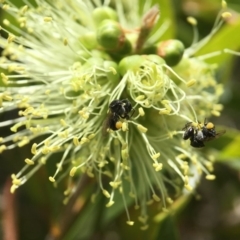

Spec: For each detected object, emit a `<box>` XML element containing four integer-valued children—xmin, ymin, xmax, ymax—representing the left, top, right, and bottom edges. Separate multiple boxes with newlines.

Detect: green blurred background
<box><xmin>1</xmin><ymin>0</ymin><xmax>240</xmax><ymax>239</ymax></box>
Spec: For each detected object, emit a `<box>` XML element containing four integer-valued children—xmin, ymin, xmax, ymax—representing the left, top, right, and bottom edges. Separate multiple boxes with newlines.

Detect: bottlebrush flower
<box><xmin>0</xmin><ymin>0</ymin><xmax>231</xmax><ymax>228</ymax></box>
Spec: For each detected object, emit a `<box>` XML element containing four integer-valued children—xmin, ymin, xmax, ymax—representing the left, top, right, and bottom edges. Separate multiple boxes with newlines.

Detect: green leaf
<box><xmin>138</xmin><ymin>0</ymin><xmax>176</xmax><ymax>43</ymax></box>
<box><xmin>62</xmin><ymin>193</ymin><xmax>104</xmax><ymax>240</ymax></box>
<box><xmin>195</xmin><ymin>16</ymin><xmax>240</xmax><ymax>65</ymax></box>
<box><xmin>210</xmin><ymin>127</ymin><xmax>240</xmax><ymax>170</ymax></box>
<box><xmin>218</xmin><ymin>131</ymin><xmax>240</xmax><ymax>162</ymax></box>
<box><xmin>152</xmin><ymin>0</ymin><xmax>176</xmax><ymax>40</ymax></box>
<box><xmin>155</xmin><ymin>215</ymin><xmax>179</xmax><ymax>240</ymax></box>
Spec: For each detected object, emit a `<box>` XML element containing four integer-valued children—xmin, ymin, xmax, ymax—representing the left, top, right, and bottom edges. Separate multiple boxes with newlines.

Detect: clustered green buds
<box><xmin>157</xmin><ymin>40</ymin><xmax>185</xmax><ymax>66</ymax></box>
<box><xmin>97</xmin><ymin>19</ymin><xmax>125</xmax><ymax>49</ymax></box>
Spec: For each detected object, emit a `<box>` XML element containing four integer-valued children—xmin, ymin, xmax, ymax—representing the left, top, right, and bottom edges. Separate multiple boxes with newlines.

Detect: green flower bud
<box><xmin>97</xmin><ymin>19</ymin><xmax>124</xmax><ymax>50</ymax></box>
<box><xmin>79</xmin><ymin>32</ymin><xmax>98</xmax><ymax>50</ymax></box>
<box><xmin>118</xmin><ymin>55</ymin><xmax>145</xmax><ymax>75</ymax></box>
<box><xmin>81</xmin><ymin>57</ymin><xmax>104</xmax><ymax>70</ymax></box>
<box><xmin>141</xmin><ymin>45</ymin><xmax>158</xmax><ymax>54</ymax></box>
<box><xmin>76</xmin><ymin>50</ymin><xmax>91</xmax><ymax>63</ymax></box>
<box><xmin>144</xmin><ymin>54</ymin><xmax>165</xmax><ymax>65</ymax></box>
<box><xmin>103</xmin><ymin>60</ymin><xmax>120</xmax><ymax>82</ymax></box>
<box><xmin>92</xmin><ymin>6</ymin><xmax>118</xmax><ymax>26</ymax></box>
<box><xmin>109</xmin><ymin>38</ymin><xmax>132</xmax><ymax>61</ymax></box>
<box><xmin>157</xmin><ymin>39</ymin><xmax>185</xmax><ymax>66</ymax></box>
<box><xmin>91</xmin><ymin>50</ymin><xmax>111</xmax><ymax>60</ymax></box>
<box><xmin>119</xmin><ymin>55</ymin><xmax>165</xmax><ymax>76</ymax></box>
<box><xmin>117</xmin><ymin>38</ymin><xmax>132</xmax><ymax>55</ymax></box>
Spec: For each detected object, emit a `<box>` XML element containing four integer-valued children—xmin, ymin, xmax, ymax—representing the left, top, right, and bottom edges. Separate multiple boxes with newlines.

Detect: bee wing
<box><xmin>204</xmin><ymin>129</ymin><xmax>226</xmax><ymax>142</ymax></box>
<box><xmin>215</xmin><ymin>129</ymin><xmax>226</xmax><ymax>138</ymax></box>
<box><xmin>182</xmin><ymin>122</ymin><xmax>192</xmax><ymax>130</ymax></box>
<box><xmin>102</xmin><ymin>112</ymin><xmax>112</xmax><ymax>136</ymax></box>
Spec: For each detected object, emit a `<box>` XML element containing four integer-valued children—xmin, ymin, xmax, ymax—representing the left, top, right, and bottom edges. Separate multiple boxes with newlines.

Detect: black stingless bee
<box><xmin>104</xmin><ymin>99</ymin><xmax>134</xmax><ymax>131</ymax></box>
<box><xmin>182</xmin><ymin>119</ymin><xmax>225</xmax><ymax>148</ymax></box>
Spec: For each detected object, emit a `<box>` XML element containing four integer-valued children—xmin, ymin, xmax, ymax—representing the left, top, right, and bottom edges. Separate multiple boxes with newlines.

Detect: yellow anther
<box><xmin>206</xmin><ymin>174</ymin><xmax>216</xmax><ymax>180</ymax></box>
<box><xmin>177</xmin><ymin>153</ymin><xmax>186</xmax><ymax>159</ymax></box>
<box><xmin>11</xmin><ymin>174</ymin><xmax>16</xmax><ymax>180</ymax></box>
<box><xmin>21</xmin><ymin>5</ymin><xmax>28</xmax><ymax>14</ymax></box>
<box><xmin>187</xmin><ymin>16</ymin><xmax>197</xmax><ymax>25</ymax></box>
<box><xmin>80</xmin><ymin>137</ymin><xmax>90</xmax><ymax>144</ymax></box>
<box><xmin>25</xmin><ymin>158</ymin><xmax>34</xmax><ymax>165</ymax></box>
<box><xmin>106</xmin><ymin>200</ymin><xmax>114</xmax><ymax>207</ymax></box>
<box><xmin>126</xmin><ymin>221</ymin><xmax>134</xmax><ymax>226</ymax></box>
<box><xmin>141</xmin><ymin>225</ymin><xmax>149</xmax><ymax>231</ymax></box>
<box><xmin>211</xmin><ymin>110</ymin><xmax>220</xmax><ymax>117</ymax></box>
<box><xmin>184</xmin><ymin>184</ymin><xmax>193</xmax><ymax>191</ymax></box>
<box><xmin>121</xmin><ymin>148</ymin><xmax>129</xmax><ymax>161</ymax></box>
<box><xmin>109</xmin><ymin>181</ymin><xmax>121</xmax><ymax>189</ymax></box>
<box><xmin>10</xmin><ymin>185</ymin><xmax>17</xmax><ymax>194</ymax></box>
<box><xmin>18</xmin><ymin>138</ymin><xmax>30</xmax><ymax>147</ymax></box>
<box><xmin>49</xmin><ymin>146</ymin><xmax>60</xmax><ymax>152</ymax></box>
<box><xmin>186</xmin><ymin>79</ymin><xmax>196</xmax><ymax>87</ymax></box>
<box><xmin>162</xmin><ymin>208</ymin><xmax>169</xmax><ymax>213</ymax></box>
<box><xmin>58</xmin><ymin>130</ymin><xmax>69</xmax><ymax>138</ymax></box>
<box><xmin>60</xmin><ymin>119</ymin><xmax>67</xmax><ymax>127</ymax></box>
<box><xmin>70</xmin><ymin>167</ymin><xmax>77</xmax><ymax>177</ymax></box>
<box><xmin>213</xmin><ymin>104</ymin><xmax>224</xmax><ymax>111</ymax></box>
<box><xmin>86</xmin><ymin>170</ymin><xmax>94</xmax><ymax>178</ymax></box>
<box><xmin>49</xmin><ymin>176</ymin><xmax>55</xmax><ymax>182</ymax></box>
<box><xmin>144</xmin><ymin>99</ymin><xmax>150</xmax><ymax>106</ymax></box>
<box><xmin>152</xmin><ymin>152</ymin><xmax>160</xmax><ymax>160</ymax></box>
<box><xmin>184</xmin><ymin>175</ymin><xmax>189</xmax><ymax>185</ymax></box>
<box><xmin>39</xmin><ymin>157</ymin><xmax>47</xmax><ymax>165</ymax></box>
<box><xmin>42</xmin><ymin>146</ymin><xmax>50</xmax><ymax>154</ymax></box>
<box><xmin>91</xmin><ymin>194</ymin><xmax>97</xmax><ymax>203</ymax></box>
<box><xmin>166</xmin><ymin>197</ymin><xmax>173</xmax><ymax>204</ymax></box>
<box><xmin>129</xmin><ymin>192</ymin><xmax>135</xmax><ymax>198</ymax></box>
<box><xmin>88</xmin><ymin>133</ymin><xmax>95</xmax><ymax>139</ymax></box>
<box><xmin>12</xmin><ymin>178</ymin><xmax>21</xmax><ymax>186</ymax></box>
<box><xmin>31</xmin><ymin>143</ymin><xmax>37</xmax><ymax>155</ymax></box>
<box><xmin>138</xmin><ymin>215</ymin><xmax>148</xmax><ymax>223</ymax></box>
<box><xmin>73</xmin><ymin>137</ymin><xmax>79</xmax><ymax>146</ymax></box>
<box><xmin>45</xmin><ymin>89</ymin><xmax>51</xmax><ymax>95</ymax></box>
<box><xmin>138</xmin><ymin>107</ymin><xmax>145</xmax><ymax>116</ymax></box>
<box><xmin>98</xmin><ymin>160</ymin><xmax>108</xmax><ymax>168</ymax></box>
<box><xmin>222</xmin><ymin>0</ymin><xmax>227</xmax><ymax>8</ymax></box>
<box><xmin>121</xmin><ymin>122</ymin><xmax>128</xmax><ymax>131</ymax></box>
<box><xmin>137</xmin><ymin>124</ymin><xmax>148</xmax><ymax>133</ymax></box>
<box><xmin>109</xmin><ymin>66</ymin><xmax>117</xmax><ymax>74</ymax></box>
<box><xmin>3</xmin><ymin>4</ymin><xmax>9</xmax><ymax>10</ymax></box>
<box><xmin>1</xmin><ymin>72</ymin><xmax>9</xmax><ymax>84</ymax></box>
<box><xmin>7</xmin><ymin>34</ymin><xmax>15</xmax><ymax>43</ymax></box>
<box><xmin>135</xmin><ymin>95</ymin><xmax>145</xmax><ymax>101</ymax></box>
<box><xmin>3</xmin><ymin>19</ymin><xmax>10</xmax><ymax>26</ymax></box>
<box><xmin>63</xmin><ymin>38</ymin><xmax>68</xmax><ymax>46</ymax></box>
<box><xmin>2</xmin><ymin>93</ymin><xmax>12</xmax><ymax>101</ymax></box>
<box><xmin>44</xmin><ymin>17</ymin><xmax>53</xmax><ymax>22</ymax></box>
<box><xmin>152</xmin><ymin>194</ymin><xmax>161</xmax><ymax>202</ymax></box>
<box><xmin>63</xmin><ymin>197</ymin><xmax>69</xmax><ymax>205</ymax></box>
<box><xmin>153</xmin><ymin>162</ymin><xmax>162</xmax><ymax>171</ymax></box>
<box><xmin>222</xmin><ymin>12</ymin><xmax>232</xmax><ymax>19</ymax></box>
<box><xmin>0</xmin><ymin>145</ymin><xmax>7</xmax><ymax>153</ymax></box>
<box><xmin>102</xmin><ymin>189</ymin><xmax>110</xmax><ymax>198</ymax></box>
<box><xmin>159</xmin><ymin>109</ymin><xmax>171</xmax><ymax>114</ymax></box>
